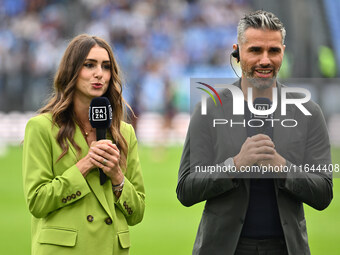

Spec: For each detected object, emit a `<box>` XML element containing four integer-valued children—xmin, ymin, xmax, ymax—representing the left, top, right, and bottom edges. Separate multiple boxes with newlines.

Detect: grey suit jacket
<box><xmin>176</xmin><ymin>80</ymin><xmax>333</xmax><ymax>255</ymax></box>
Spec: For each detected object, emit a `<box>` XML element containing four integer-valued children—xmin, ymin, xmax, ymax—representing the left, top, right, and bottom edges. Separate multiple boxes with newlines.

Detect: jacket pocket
<box><xmin>118</xmin><ymin>230</ymin><xmax>130</xmax><ymax>249</ymax></box>
<box><xmin>38</xmin><ymin>227</ymin><xmax>77</xmax><ymax>247</ymax></box>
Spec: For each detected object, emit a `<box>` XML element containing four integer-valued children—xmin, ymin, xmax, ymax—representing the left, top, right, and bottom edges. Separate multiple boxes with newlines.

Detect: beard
<box><xmin>242</xmin><ymin>65</ymin><xmax>278</xmax><ymax>90</ymax></box>
<box><xmin>246</xmin><ymin>77</ymin><xmax>276</xmax><ymax>89</ymax></box>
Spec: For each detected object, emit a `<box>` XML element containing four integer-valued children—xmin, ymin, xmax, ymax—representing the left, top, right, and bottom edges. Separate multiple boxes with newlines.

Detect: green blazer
<box><xmin>22</xmin><ymin>113</ymin><xmax>145</xmax><ymax>255</ymax></box>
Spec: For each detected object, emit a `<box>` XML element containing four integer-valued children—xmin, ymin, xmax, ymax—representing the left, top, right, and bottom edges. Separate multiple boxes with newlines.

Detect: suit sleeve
<box><xmin>114</xmin><ymin>124</ymin><xmax>145</xmax><ymax>226</ymax></box>
<box><xmin>176</xmin><ymin>104</ymin><xmax>239</xmax><ymax>207</ymax></box>
<box><xmin>278</xmin><ymin>103</ymin><xmax>333</xmax><ymax>210</ymax></box>
<box><xmin>22</xmin><ymin>116</ymin><xmax>91</xmax><ymax>218</ymax></box>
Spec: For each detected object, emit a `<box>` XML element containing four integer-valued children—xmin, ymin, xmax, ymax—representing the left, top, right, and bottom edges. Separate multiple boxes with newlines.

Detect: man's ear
<box><xmin>231</xmin><ymin>44</ymin><xmax>240</xmax><ymax>63</ymax></box>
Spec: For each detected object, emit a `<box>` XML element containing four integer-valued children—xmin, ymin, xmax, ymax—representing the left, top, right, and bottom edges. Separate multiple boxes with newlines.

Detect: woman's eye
<box><xmin>84</xmin><ymin>63</ymin><xmax>94</xmax><ymax>68</ymax></box>
<box><xmin>103</xmin><ymin>64</ymin><xmax>111</xmax><ymax>70</ymax></box>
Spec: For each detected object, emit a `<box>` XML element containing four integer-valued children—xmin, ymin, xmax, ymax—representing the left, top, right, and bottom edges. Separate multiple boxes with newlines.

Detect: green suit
<box><xmin>22</xmin><ymin>113</ymin><xmax>145</xmax><ymax>255</ymax></box>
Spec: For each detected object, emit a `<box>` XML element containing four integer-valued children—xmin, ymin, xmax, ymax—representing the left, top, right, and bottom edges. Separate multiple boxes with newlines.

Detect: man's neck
<box><xmin>240</xmin><ymin>77</ymin><xmax>277</xmax><ymax>101</ymax></box>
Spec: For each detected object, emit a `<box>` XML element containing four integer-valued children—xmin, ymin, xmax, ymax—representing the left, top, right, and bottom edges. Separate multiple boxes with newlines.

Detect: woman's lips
<box><xmin>92</xmin><ymin>83</ymin><xmax>103</xmax><ymax>89</ymax></box>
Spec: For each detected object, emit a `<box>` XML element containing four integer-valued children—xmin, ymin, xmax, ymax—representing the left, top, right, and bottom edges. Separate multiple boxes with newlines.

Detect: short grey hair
<box><xmin>237</xmin><ymin>10</ymin><xmax>286</xmax><ymax>45</ymax></box>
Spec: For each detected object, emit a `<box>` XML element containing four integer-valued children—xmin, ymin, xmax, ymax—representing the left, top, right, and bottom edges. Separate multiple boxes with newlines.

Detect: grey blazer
<box><xmin>177</xmin><ymin>80</ymin><xmax>333</xmax><ymax>255</ymax></box>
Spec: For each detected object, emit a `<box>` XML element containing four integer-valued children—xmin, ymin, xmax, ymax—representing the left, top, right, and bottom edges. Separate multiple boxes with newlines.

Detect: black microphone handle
<box><xmin>96</xmin><ymin>128</ymin><xmax>108</xmax><ymax>185</ymax></box>
<box><xmin>245</xmin><ymin>100</ymin><xmax>273</xmax><ymax>139</ymax></box>
<box><xmin>96</xmin><ymin>128</ymin><xmax>107</xmax><ymax>140</ymax></box>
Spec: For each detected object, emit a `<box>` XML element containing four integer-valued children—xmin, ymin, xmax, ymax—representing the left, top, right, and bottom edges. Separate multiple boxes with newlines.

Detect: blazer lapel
<box><xmin>273</xmin><ymin>83</ymin><xmax>296</xmax><ymax>160</ymax></box>
<box><xmin>85</xmin><ymin>171</ymin><xmax>113</xmax><ymax>219</ymax></box>
<box><xmin>221</xmin><ymin>80</ymin><xmax>248</xmax><ymax>155</ymax></box>
<box><xmin>68</xmin><ymin>124</ymin><xmax>113</xmax><ymax>219</ymax></box>
<box><xmin>220</xmin><ymin>80</ymin><xmax>250</xmax><ymax>192</ymax></box>
<box><xmin>273</xmin><ymin>83</ymin><xmax>296</xmax><ymax>197</ymax></box>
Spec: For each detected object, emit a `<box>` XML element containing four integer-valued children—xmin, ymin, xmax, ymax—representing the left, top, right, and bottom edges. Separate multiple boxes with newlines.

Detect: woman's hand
<box><xmin>76</xmin><ymin>140</ymin><xmax>124</xmax><ymax>198</ymax></box>
<box><xmin>88</xmin><ymin>140</ymin><xmax>124</xmax><ymax>185</ymax></box>
<box><xmin>76</xmin><ymin>140</ymin><xmax>123</xmax><ymax>183</ymax></box>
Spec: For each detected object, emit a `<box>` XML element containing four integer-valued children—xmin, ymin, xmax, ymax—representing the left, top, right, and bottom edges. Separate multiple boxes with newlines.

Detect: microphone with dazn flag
<box><xmin>89</xmin><ymin>96</ymin><xmax>113</xmax><ymax>185</ymax></box>
<box><xmin>246</xmin><ymin>97</ymin><xmax>273</xmax><ymax>139</ymax></box>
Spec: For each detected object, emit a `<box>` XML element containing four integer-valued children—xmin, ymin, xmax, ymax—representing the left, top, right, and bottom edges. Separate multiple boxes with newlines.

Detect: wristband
<box><xmin>112</xmin><ymin>177</ymin><xmax>125</xmax><ymax>188</ymax></box>
<box><xmin>112</xmin><ymin>177</ymin><xmax>125</xmax><ymax>192</ymax></box>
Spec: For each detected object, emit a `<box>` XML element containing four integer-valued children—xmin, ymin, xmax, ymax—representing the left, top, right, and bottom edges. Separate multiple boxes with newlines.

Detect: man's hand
<box><xmin>258</xmin><ymin>151</ymin><xmax>286</xmax><ymax>168</ymax></box>
<box><xmin>233</xmin><ymin>134</ymin><xmax>276</xmax><ymax>170</ymax></box>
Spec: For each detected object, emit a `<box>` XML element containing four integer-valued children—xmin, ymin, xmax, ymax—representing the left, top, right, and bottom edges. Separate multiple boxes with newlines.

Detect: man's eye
<box><xmin>270</xmin><ymin>48</ymin><xmax>281</xmax><ymax>53</ymax></box>
<box><xmin>250</xmin><ymin>48</ymin><xmax>260</xmax><ymax>52</ymax></box>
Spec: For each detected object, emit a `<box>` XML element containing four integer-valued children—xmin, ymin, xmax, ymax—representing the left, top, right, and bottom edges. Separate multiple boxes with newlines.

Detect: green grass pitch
<box><xmin>0</xmin><ymin>146</ymin><xmax>339</xmax><ymax>254</ymax></box>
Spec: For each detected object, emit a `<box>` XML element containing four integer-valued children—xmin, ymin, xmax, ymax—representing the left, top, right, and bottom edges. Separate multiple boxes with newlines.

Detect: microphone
<box><xmin>230</xmin><ymin>53</ymin><xmax>240</xmax><ymax>78</ymax></box>
<box><xmin>246</xmin><ymin>97</ymin><xmax>273</xmax><ymax>139</ymax></box>
<box><xmin>89</xmin><ymin>97</ymin><xmax>113</xmax><ymax>185</ymax></box>
<box><xmin>246</xmin><ymin>98</ymin><xmax>274</xmax><ymax>179</ymax></box>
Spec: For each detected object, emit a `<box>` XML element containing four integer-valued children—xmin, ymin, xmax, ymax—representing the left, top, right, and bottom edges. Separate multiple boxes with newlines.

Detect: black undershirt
<box><xmin>240</xmin><ymin>101</ymin><xmax>284</xmax><ymax>239</ymax></box>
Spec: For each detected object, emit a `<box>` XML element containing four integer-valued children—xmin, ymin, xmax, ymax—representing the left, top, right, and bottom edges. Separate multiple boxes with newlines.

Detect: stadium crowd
<box><xmin>0</xmin><ymin>0</ymin><xmax>249</xmax><ymax>114</ymax></box>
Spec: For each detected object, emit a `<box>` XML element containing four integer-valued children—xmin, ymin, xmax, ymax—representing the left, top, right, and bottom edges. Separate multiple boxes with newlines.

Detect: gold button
<box><xmin>62</xmin><ymin>198</ymin><xmax>67</xmax><ymax>203</ymax></box>
<box><xmin>87</xmin><ymin>215</ymin><xmax>94</xmax><ymax>222</ymax></box>
<box><xmin>67</xmin><ymin>196</ymin><xmax>71</xmax><ymax>201</ymax></box>
<box><xmin>76</xmin><ymin>191</ymin><xmax>81</xmax><ymax>196</ymax></box>
<box><xmin>105</xmin><ymin>217</ymin><xmax>112</xmax><ymax>225</ymax></box>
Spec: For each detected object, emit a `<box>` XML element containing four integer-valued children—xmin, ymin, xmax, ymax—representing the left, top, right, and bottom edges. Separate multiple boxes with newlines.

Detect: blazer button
<box><xmin>105</xmin><ymin>217</ymin><xmax>112</xmax><ymax>225</ymax></box>
<box><xmin>67</xmin><ymin>196</ymin><xmax>72</xmax><ymax>201</ymax></box>
<box><xmin>76</xmin><ymin>191</ymin><xmax>81</xmax><ymax>196</ymax></box>
<box><xmin>128</xmin><ymin>209</ymin><xmax>133</xmax><ymax>215</ymax></box>
<box><xmin>123</xmin><ymin>201</ymin><xmax>127</xmax><ymax>206</ymax></box>
<box><xmin>124</xmin><ymin>204</ymin><xmax>128</xmax><ymax>209</ymax></box>
<box><xmin>62</xmin><ymin>198</ymin><xmax>67</xmax><ymax>203</ymax></box>
<box><xmin>71</xmin><ymin>194</ymin><xmax>76</xmax><ymax>199</ymax></box>
<box><xmin>87</xmin><ymin>215</ymin><xmax>94</xmax><ymax>222</ymax></box>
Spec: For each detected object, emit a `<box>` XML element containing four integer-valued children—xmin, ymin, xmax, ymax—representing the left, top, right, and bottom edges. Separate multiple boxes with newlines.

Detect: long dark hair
<box><xmin>39</xmin><ymin>34</ymin><xmax>131</xmax><ymax>168</ymax></box>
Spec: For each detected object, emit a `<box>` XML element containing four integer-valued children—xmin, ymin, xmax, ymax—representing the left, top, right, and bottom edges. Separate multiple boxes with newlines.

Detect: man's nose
<box><xmin>259</xmin><ymin>52</ymin><xmax>270</xmax><ymax>67</ymax></box>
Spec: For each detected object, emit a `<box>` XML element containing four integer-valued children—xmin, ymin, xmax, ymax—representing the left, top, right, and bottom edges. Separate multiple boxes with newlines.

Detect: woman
<box><xmin>22</xmin><ymin>34</ymin><xmax>145</xmax><ymax>255</ymax></box>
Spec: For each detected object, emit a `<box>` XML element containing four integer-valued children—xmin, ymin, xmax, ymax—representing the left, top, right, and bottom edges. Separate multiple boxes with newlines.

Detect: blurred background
<box><xmin>0</xmin><ymin>0</ymin><xmax>340</xmax><ymax>254</ymax></box>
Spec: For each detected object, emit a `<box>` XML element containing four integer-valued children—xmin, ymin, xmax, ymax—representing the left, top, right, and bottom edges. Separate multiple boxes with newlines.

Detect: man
<box><xmin>177</xmin><ymin>10</ymin><xmax>333</xmax><ymax>255</ymax></box>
